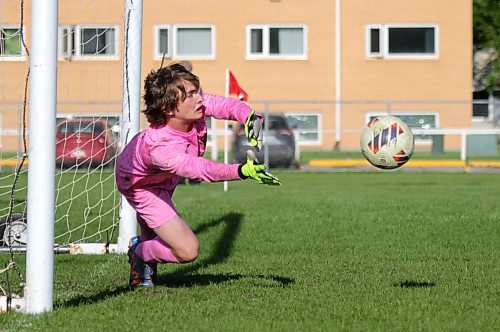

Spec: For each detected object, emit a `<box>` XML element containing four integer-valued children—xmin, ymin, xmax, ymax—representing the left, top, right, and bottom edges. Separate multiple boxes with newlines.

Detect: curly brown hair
<box><xmin>142</xmin><ymin>63</ymin><xmax>200</xmax><ymax>125</ymax></box>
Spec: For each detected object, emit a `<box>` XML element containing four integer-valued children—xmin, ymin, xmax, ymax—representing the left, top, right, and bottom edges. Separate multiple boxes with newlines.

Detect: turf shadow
<box><xmin>158</xmin><ymin>273</ymin><xmax>293</xmax><ymax>288</ymax></box>
<box><xmin>164</xmin><ymin>212</ymin><xmax>245</xmax><ymax>276</ymax></box>
<box><xmin>156</xmin><ymin>212</ymin><xmax>294</xmax><ymax>288</ymax></box>
<box><xmin>59</xmin><ymin>212</ymin><xmax>293</xmax><ymax>307</ymax></box>
<box><xmin>58</xmin><ymin>285</ymin><xmax>132</xmax><ymax>308</ymax></box>
<box><xmin>395</xmin><ymin>280</ymin><xmax>436</xmax><ymax>288</ymax></box>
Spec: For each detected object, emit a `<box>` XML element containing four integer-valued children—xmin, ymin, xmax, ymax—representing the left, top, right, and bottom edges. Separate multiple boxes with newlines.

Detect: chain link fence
<box><xmin>0</xmin><ymin>99</ymin><xmax>498</xmax><ymax>172</ymax></box>
<box><xmin>204</xmin><ymin>99</ymin><xmax>500</xmax><ymax>169</ymax></box>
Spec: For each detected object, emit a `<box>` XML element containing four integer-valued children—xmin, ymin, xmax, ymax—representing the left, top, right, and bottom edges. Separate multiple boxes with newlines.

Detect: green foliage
<box><xmin>474</xmin><ymin>0</ymin><xmax>500</xmax><ymax>91</ymax></box>
<box><xmin>1</xmin><ymin>173</ymin><xmax>499</xmax><ymax>330</ymax></box>
<box><xmin>473</xmin><ymin>0</ymin><xmax>500</xmax><ymax>48</ymax></box>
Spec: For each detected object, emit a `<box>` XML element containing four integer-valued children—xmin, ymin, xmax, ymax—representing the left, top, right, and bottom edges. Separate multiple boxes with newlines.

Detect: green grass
<box><xmin>1</xmin><ymin>172</ymin><xmax>499</xmax><ymax>331</ymax></box>
<box><xmin>0</xmin><ymin>171</ymin><xmax>120</xmax><ymax>244</ymax></box>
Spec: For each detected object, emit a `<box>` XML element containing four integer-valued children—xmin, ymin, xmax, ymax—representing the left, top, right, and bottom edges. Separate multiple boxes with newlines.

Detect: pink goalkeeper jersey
<box><xmin>115</xmin><ymin>93</ymin><xmax>251</xmax><ymax>195</ymax></box>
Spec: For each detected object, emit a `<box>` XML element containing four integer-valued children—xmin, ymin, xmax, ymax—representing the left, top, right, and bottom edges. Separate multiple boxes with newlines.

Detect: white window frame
<box><xmin>0</xmin><ymin>25</ymin><xmax>26</xmax><ymax>61</ymax></box>
<box><xmin>171</xmin><ymin>24</ymin><xmax>216</xmax><ymax>60</ymax></box>
<box><xmin>246</xmin><ymin>24</ymin><xmax>308</xmax><ymax>60</ymax></box>
<box><xmin>58</xmin><ymin>25</ymin><xmax>119</xmax><ymax>60</ymax></box>
<box><xmin>154</xmin><ymin>25</ymin><xmax>172</xmax><ymax>60</ymax></box>
<box><xmin>366</xmin><ymin>25</ymin><xmax>383</xmax><ymax>58</ymax></box>
<box><xmin>366</xmin><ymin>24</ymin><xmax>439</xmax><ymax>60</ymax></box>
<box><xmin>58</xmin><ymin>25</ymin><xmax>75</xmax><ymax>60</ymax></box>
<box><xmin>284</xmin><ymin>112</ymin><xmax>322</xmax><ymax>146</ymax></box>
<box><xmin>205</xmin><ymin>117</ymin><xmax>214</xmax><ymax>143</ymax></box>
<box><xmin>365</xmin><ymin>111</ymin><xmax>440</xmax><ymax>145</ymax></box>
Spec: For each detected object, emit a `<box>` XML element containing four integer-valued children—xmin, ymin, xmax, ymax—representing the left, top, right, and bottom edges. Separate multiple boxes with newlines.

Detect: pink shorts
<box><xmin>125</xmin><ymin>187</ymin><xmax>178</xmax><ymax>229</ymax></box>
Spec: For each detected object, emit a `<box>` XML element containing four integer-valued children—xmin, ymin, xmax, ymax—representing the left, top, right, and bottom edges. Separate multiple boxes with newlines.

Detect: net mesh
<box><xmin>0</xmin><ymin>0</ymin><xmax>30</xmax><ymax>297</ymax></box>
<box><xmin>0</xmin><ymin>0</ymin><xmax>127</xmax><ymax>299</ymax></box>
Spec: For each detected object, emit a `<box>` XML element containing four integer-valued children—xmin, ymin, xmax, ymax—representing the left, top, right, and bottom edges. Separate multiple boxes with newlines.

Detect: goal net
<box><xmin>0</xmin><ymin>0</ymin><xmax>141</xmax><ymax>312</ymax></box>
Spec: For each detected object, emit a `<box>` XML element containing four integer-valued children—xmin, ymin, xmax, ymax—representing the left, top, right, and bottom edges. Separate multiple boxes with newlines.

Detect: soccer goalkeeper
<box><xmin>115</xmin><ymin>63</ymin><xmax>280</xmax><ymax>287</ymax></box>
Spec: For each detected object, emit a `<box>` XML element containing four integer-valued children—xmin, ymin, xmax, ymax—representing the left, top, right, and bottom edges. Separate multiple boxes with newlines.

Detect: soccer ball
<box><xmin>360</xmin><ymin>115</ymin><xmax>414</xmax><ymax>169</ymax></box>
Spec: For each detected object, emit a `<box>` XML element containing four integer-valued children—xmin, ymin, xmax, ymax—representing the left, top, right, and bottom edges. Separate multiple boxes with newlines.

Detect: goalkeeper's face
<box><xmin>174</xmin><ymin>80</ymin><xmax>204</xmax><ymax>123</ymax></box>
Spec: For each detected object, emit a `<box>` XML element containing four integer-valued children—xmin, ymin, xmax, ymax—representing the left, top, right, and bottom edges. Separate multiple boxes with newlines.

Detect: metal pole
<box><xmin>293</xmin><ymin>129</ymin><xmax>300</xmax><ymax>163</ymax></box>
<box><xmin>460</xmin><ymin>133</ymin><xmax>467</xmax><ymax>161</ymax></box>
<box><xmin>210</xmin><ymin>129</ymin><xmax>218</xmax><ymax>161</ymax></box>
<box><xmin>25</xmin><ymin>0</ymin><xmax>58</xmax><ymax>314</ymax></box>
<box><xmin>488</xmin><ymin>92</ymin><xmax>494</xmax><ymax>122</ymax></box>
<box><xmin>118</xmin><ymin>0</ymin><xmax>143</xmax><ymax>253</ymax></box>
<box><xmin>334</xmin><ymin>0</ymin><xmax>342</xmax><ymax>148</ymax></box>
<box><xmin>264</xmin><ymin>102</ymin><xmax>270</xmax><ymax>168</ymax></box>
<box><xmin>223</xmin><ymin>68</ymin><xmax>230</xmax><ymax>191</ymax></box>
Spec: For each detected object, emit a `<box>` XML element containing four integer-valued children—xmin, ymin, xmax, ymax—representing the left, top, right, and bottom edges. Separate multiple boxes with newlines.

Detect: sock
<box><xmin>136</xmin><ymin>236</ymin><xmax>180</xmax><ymax>264</ymax></box>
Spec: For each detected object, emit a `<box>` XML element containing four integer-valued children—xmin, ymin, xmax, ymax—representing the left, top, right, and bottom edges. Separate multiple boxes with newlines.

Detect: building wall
<box><xmin>0</xmin><ymin>0</ymin><xmax>472</xmax><ymax>151</ymax></box>
<box><xmin>342</xmin><ymin>0</ymin><xmax>471</xmax><ymax>100</ymax></box>
<box><xmin>339</xmin><ymin>0</ymin><xmax>472</xmax><ymax>148</ymax></box>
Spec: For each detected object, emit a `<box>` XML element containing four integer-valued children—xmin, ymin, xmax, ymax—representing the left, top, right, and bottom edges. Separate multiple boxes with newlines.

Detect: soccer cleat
<box><xmin>128</xmin><ymin>236</ymin><xmax>154</xmax><ymax>287</ymax></box>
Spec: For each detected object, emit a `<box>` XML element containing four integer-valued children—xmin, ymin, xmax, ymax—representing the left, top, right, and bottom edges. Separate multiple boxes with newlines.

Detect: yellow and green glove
<box><xmin>244</xmin><ymin>110</ymin><xmax>263</xmax><ymax>151</ymax></box>
<box><xmin>238</xmin><ymin>150</ymin><xmax>281</xmax><ymax>186</ymax></box>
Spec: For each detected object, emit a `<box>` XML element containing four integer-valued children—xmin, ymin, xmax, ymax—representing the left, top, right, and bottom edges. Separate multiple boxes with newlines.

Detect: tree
<box><xmin>473</xmin><ymin>0</ymin><xmax>500</xmax><ymax>92</ymax></box>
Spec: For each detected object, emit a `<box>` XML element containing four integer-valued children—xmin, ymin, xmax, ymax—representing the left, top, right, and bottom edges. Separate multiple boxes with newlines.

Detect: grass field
<box><xmin>0</xmin><ymin>172</ymin><xmax>499</xmax><ymax>331</ymax></box>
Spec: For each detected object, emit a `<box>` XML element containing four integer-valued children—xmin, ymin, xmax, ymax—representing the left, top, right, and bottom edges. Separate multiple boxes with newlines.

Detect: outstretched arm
<box><xmin>244</xmin><ymin>109</ymin><xmax>263</xmax><ymax>151</ymax></box>
<box><xmin>202</xmin><ymin>93</ymin><xmax>252</xmax><ymax>123</ymax></box>
<box><xmin>150</xmin><ymin>141</ymin><xmax>241</xmax><ymax>182</ymax></box>
<box><xmin>238</xmin><ymin>150</ymin><xmax>281</xmax><ymax>186</ymax></box>
<box><xmin>150</xmin><ymin>142</ymin><xmax>280</xmax><ymax>185</ymax></box>
<box><xmin>203</xmin><ymin>93</ymin><xmax>264</xmax><ymax>151</ymax></box>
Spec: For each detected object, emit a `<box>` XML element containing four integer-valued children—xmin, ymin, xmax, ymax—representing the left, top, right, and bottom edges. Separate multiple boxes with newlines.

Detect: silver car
<box><xmin>232</xmin><ymin>114</ymin><xmax>297</xmax><ymax>168</ymax></box>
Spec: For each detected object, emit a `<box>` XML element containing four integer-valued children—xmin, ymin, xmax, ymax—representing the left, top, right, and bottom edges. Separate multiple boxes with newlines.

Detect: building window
<box><xmin>369</xmin><ymin>28</ymin><xmax>381</xmax><ymax>57</ymax></box>
<box><xmin>155</xmin><ymin>25</ymin><xmax>215</xmax><ymax>59</ymax></box>
<box><xmin>367</xmin><ymin>113</ymin><xmax>438</xmax><ymax>144</ymax></box>
<box><xmin>155</xmin><ymin>26</ymin><xmax>171</xmax><ymax>59</ymax></box>
<box><xmin>175</xmin><ymin>26</ymin><xmax>214</xmax><ymax>58</ymax></box>
<box><xmin>59</xmin><ymin>25</ymin><xmax>118</xmax><ymax>59</ymax></box>
<box><xmin>81</xmin><ymin>27</ymin><xmax>116</xmax><ymax>55</ymax></box>
<box><xmin>285</xmin><ymin>113</ymin><xmax>321</xmax><ymax>145</ymax></box>
<box><xmin>0</xmin><ymin>26</ymin><xmax>23</xmax><ymax>59</ymax></box>
<box><xmin>366</xmin><ymin>24</ymin><xmax>438</xmax><ymax>59</ymax></box>
<box><xmin>246</xmin><ymin>25</ymin><xmax>307</xmax><ymax>59</ymax></box>
<box><xmin>60</xmin><ymin>27</ymin><xmax>75</xmax><ymax>57</ymax></box>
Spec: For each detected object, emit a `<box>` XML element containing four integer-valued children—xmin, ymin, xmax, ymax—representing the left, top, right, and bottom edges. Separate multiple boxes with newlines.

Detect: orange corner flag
<box><xmin>228</xmin><ymin>71</ymin><xmax>248</xmax><ymax>101</ymax></box>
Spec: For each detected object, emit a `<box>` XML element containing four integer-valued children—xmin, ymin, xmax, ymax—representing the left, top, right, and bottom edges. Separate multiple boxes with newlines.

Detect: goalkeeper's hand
<box><xmin>238</xmin><ymin>150</ymin><xmax>281</xmax><ymax>186</ymax></box>
<box><xmin>244</xmin><ymin>109</ymin><xmax>263</xmax><ymax>151</ymax></box>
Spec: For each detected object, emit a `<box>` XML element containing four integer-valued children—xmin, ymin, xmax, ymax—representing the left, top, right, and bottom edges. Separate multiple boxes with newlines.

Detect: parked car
<box><xmin>232</xmin><ymin>114</ymin><xmax>297</xmax><ymax>168</ymax></box>
<box><xmin>56</xmin><ymin>119</ymin><xmax>118</xmax><ymax>167</ymax></box>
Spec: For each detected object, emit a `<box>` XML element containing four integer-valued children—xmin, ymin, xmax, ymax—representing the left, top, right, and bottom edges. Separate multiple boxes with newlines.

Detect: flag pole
<box><xmin>223</xmin><ymin>68</ymin><xmax>230</xmax><ymax>192</ymax></box>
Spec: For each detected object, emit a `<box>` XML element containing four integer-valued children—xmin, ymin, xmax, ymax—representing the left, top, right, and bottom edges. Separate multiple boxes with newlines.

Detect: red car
<box><xmin>56</xmin><ymin>119</ymin><xmax>118</xmax><ymax>167</ymax></box>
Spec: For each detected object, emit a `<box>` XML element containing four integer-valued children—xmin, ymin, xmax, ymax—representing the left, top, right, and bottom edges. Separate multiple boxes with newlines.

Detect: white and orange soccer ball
<box><xmin>360</xmin><ymin>115</ymin><xmax>415</xmax><ymax>169</ymax></box>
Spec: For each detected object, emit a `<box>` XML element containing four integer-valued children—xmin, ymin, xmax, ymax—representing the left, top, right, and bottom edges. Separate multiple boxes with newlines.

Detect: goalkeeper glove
<box><xmin>238</xmin><ymin>150</ymin><xmax>281</xmax><ymax>186</ymax></box>
<box><xmin>244</xmin><ymin>109</ymin><xmax>263</xmax><ymax>151</ymax></box>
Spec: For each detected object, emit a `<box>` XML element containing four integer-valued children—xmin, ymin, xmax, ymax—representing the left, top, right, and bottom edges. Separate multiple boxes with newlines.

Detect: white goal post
<box><xmin>24</xmin><ymin>0</ymin><xmax>58</xmax><ymax>314</ymax></box>
<box><xmin>0</xmin><ymin>0</ymin><xmax>143</xmax><ymax>314</ymax></box>
<box><xmin>118</xmin><ymin>0</ymin><xmax>143</xmax><ymax>254</ymax></box>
